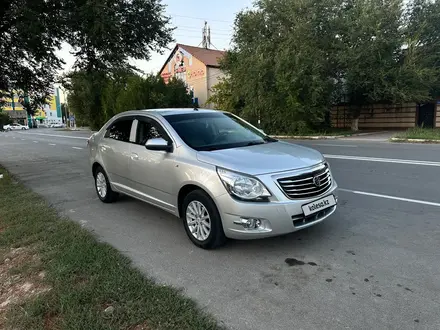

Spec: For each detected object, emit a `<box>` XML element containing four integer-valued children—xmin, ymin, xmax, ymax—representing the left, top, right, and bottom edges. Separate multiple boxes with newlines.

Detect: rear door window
<box><xmin>105</xmin><ymin>119</ymin><xmax>134</xmax><ymax>142</ymax></box>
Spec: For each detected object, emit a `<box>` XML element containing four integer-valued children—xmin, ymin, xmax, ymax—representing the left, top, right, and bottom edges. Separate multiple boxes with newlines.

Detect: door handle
<box><xmin>131</xmin><ymin>153</ymin><xmax>139</xmax><ymax>160</ymax></box>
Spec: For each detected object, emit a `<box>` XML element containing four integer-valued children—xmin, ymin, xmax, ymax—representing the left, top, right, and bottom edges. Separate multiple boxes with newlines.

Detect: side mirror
<box><xmin>145</xmin><ymin>137</ymin><xmax>173</xmax><ymax>152</ymax></box>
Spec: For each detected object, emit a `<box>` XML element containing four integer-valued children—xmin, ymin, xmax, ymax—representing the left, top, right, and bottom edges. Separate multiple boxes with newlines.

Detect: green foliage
<box><xmin>0</xmin><ymin>111</ymin><xmax>11</xmax><ymax>129</ymax></box>
<box><xmin>405</xmin><ymin>0</ymin><xmax>440</xmax><ymax>98</ymax></box>
<box><xmin>1</xmin><ymin>0</ymin><xmax>173</xmax><ymax>114</ymax></box>
<box><xmin>66</xmin><ymin>71</ymin><xmax>107</xmax><ymax>129</ymax></box>
<box><xmin>207</xmin><ymin>78</ymin><xmax>245</xmax><ymax>114</ymax></box>
<box><xmin>63</xmin><ymin>0</ymin><xmax>173</xmax><ymax>72</ymax></box>
<box><xmin>334</xmin><ymin>0</ymin><xmax>435</xmax><ymax>131</ymax></box>
<box><xmin>394</xmin><ymin>127</ymin><xmax>440</xmax><ymax>140</ymax></box>
<box><xmin>68</xmin><ymin>71</ymin><xmax>193</xmax><ymax>130</ymax></box>
<box><xmin>0</xmin><ymin>0</ymin><xmax>64</xmax><ymax>110</ymax></box>
<box><xmin>213</xmin><ymin>0</ymin><xmax>440</xmax><ymax>132</ymax></box>
<box><xmin>218</xmin><ymin>0</ymin><xmax>342</xmax><ymax>133</ymax></box>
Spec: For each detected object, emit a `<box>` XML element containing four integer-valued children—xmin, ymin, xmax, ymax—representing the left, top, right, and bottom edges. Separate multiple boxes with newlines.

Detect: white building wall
<box><xmin>42</xmin><ymin>104</ymin><xmax>62</xmax><ymax>125</ymax></box>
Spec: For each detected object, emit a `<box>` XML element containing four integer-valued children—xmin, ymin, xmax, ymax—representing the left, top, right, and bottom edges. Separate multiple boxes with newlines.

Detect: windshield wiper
<box><xmin>246</xmin><ymin>140</ymin><xmax>266</xmax><ymax>146</ymax></box>
<box><xmin>263</xmin><ymin>136</ymin><xmax>277</xmax><ymax>142</ymax></box>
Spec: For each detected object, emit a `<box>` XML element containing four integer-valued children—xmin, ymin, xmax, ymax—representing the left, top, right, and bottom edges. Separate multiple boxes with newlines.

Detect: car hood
<box><xmin>197</xmin><ymin>141</ymin><xmax>324</xmax><ymax>175</ymax></box>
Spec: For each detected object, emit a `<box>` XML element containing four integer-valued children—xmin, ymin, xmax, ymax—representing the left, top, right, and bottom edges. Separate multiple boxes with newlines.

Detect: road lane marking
<box><xmin>33</xmin><ymin>141</ymin><xmax>38</xmax><ymax>143</ymax></box>
<box><xmin>17</xmin><ymin>132</ymin><xmax>89</xmax><ymax>140</ymax></box>
<box><xmin>72</xmin><ymin>146</ymin><xmax>83</xmax><ymax>150</ymax></box>
<box><xmin>324</xmin><ymin>154</ymin><xmax>440</xmax><ymax>167</ymax></box>
<box><xmin>49</xmin><ymin>143</ymin><xmax>56</xmax><ymax>146</ymax></box>
<box><xmin>340</xmin><ymin>189</ymin><xmax>440</xmax><ymax>207</ymax></box>
<box><xmin>315</xmin><ymin>144</ymin><xmax>357</xmax><ymax>147</ymax></box>
<box><xmin>21</xmin><ymin>139</ymin><xmax>25</xmax><ymax>141</ymax></box>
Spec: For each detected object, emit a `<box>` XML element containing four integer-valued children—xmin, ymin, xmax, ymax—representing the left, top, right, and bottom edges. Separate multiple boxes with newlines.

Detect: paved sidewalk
<box><xmin>339</xmin><ymin>131</ymin><xmax>396</xmax><ymax>142</ymax></box>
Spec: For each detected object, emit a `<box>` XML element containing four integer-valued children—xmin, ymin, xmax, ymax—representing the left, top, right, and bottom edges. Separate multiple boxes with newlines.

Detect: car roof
<box><xmin>142</xmin><ymin>108</ymin><xmax>220</xmax><ymax>116</ymax></box>
<box><xmin>109</xmin><ymin>108</ymin><xmax>228</xmax><ymax>124</ymax></box>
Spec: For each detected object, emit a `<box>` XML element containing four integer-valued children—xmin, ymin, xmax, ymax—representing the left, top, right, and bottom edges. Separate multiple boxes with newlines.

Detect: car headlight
<box><xmin>217</xmin><ymin>168</ymin><xmax>271</xmax><ymax>201</ymax></box>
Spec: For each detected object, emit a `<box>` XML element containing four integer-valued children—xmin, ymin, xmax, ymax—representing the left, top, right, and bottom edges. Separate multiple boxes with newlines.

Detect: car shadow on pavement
<box><xmin>115</xmin><ymin>194</ymin><xmax>344</xmax><ymax>253</ymax></box>
<box><xmin>224</xmin><ymin>216</ymin><xmax>341</xmax><ymax>252</ymax></box>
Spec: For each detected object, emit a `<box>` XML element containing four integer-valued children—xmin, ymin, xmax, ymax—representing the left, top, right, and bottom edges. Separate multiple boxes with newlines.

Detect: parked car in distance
<box><xmin>88</xmin><ymin>109</ymin><xmax>338</xmax><ymax>249</ymax></box>
<box><xmin>4</xmin><ymin>123</ymin><xmax>29</xmax><ymax>131</ymax></box>
<box><xmin>50</xmin><ymin>123</ymin><xmax>65</xmax><ymax>128</ymax></box>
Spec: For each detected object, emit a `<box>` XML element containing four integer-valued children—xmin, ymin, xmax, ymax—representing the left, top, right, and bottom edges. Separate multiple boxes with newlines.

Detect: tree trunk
<box><xmin>351</xmin><ymin>117</ymin><xmax>359</xmax><ymax>131</ymax></box>
<box><xmin>350</xmin><ymin>106</ymin><xmax>362</xmax><ymax>132</ymax></box>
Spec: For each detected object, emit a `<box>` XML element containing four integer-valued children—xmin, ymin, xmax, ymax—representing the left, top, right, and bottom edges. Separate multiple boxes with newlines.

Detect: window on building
<box><xmin>104</xmin><ymin>119</ymin><xmax>133</xmax><ymax>142</ymax></box>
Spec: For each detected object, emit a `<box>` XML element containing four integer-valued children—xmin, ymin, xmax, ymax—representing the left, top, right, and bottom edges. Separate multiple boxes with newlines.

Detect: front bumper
<box><xmin>216</xmin><ymin>182</ymin><xmax>338</xmax><ymax>240</ymax></box>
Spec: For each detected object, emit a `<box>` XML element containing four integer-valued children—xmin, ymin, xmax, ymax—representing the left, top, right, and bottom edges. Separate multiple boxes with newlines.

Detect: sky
<box><xmin>56</xmin><ymin>0</ymin><xmax>254</xmax><ymax>76</ymax></box>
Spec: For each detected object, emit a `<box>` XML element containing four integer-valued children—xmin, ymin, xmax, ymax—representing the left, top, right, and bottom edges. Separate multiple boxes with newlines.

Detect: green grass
<box><xmin>394</xmin><ymin>127</ymin><xmax>440</xmax><ymax>141</ymax></box>
<box><xmin>0</xmin><ymin>168</ymin><xmax>222</xmax><ymax>330</ymax></box>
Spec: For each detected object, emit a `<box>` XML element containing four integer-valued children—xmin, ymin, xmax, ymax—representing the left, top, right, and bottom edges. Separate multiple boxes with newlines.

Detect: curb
<box><xmin>390</xmin><ymin>137</ymin><xmax>440</xmax><ymax>144</ymax></box>
<box><xmin>271</xmin><ymin>132</ymin><xmax>383</xmax><ymax>140</ymax></box>
<box><xmin>271</xmin><ymin>135</ymin><xmax>346</xmax><ymax>140</ymax></box>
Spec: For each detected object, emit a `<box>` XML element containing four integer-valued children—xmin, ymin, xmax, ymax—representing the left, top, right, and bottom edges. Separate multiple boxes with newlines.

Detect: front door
<box><xmin>128</xmin><ymin>117</ymin><xmax>178</xmax><ymax>213</ymax></box>
<box><xmin>417</xmin><ymin>103</ymin><xmax>435</xmax><ymax>128</ymax></box>
<box><xmin>100</xmin><ymin>117</ymin><xmax>135</xmax><ymax>189</ymax></box>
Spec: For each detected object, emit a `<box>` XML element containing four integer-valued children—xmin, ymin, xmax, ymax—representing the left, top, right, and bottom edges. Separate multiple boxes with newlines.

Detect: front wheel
<box><xmin>94</xmin><ymin>166</ymin><xmax>118</xmax><ymax>203</ymax></box>
<box><xmin>182</xmin><ymin>190</ymin><xmax>226</xmax><ymax>249</ymax></box>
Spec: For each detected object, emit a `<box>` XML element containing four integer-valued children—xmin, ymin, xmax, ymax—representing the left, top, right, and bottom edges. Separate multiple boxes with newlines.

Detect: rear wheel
<box><xmin>94</xmin><ymin>166</ymin><xmax>118</xmax><ymax>203</ymax></box>
<box><xmin>182</xmin><ymin>190</ymin><xmax>226</xmax><ymax>249</ymax></box>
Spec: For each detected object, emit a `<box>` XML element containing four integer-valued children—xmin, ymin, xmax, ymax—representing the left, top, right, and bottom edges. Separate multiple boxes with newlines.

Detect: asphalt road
<box><xmin>1</xmin><ymin>129</ymin><xmax>440</xmax><ymax>330</ymax></box>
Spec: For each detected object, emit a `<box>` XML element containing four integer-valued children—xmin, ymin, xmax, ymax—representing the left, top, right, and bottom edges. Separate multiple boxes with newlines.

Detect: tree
<box><xmin>65</xmin><ymin>71</ymin><xmax>108</xmax><ymax>129</ymax></box>
<box><xmin>164</xmin><ymin>77</ymin><xmax>194</xmax><ymax>108</ymax></box>
<box><xmin>212</xmin><ymin>0</ymin><xmax>439</xmax><ymax>132</ymax></box>
<box><xmin>405</xmin><ymin>0</ymin><xmax>440</xmax><ymax>99</ymax></box>
<box><xmin>0</xmin><ymin>111</ymin><xmax>11</xmax><ymax>130</ymax></box>
<box><xmin>207</xmin><ymin>78</ymin><xmax>245</xmax><ymax>114</ymax></box>
<box><xmin>218</xmin><ymin>0</ymin><xmax>342</xmax><ymax>133</ymax></box>
<box><xmin>335</xmin><ymin>0</ymin><xmax>434</xmax><ymax>131</ymax></box>
<box><xmin>0</xmin><ymin>0</ymin><xmax>65</xmax><ymax>112</ymax></box>
<box><xmin>68</xmin><ymin>71</ymin><xmax>193</xmax><ymax>129</ymax></box>
<box><xmin>63</xmin><ymin>0</ymin><xmax>173</xmax><ymax>73</ymax></box>
<box><xmin>1</xmin><ymin>0</ymin><xmax>173</xmax><ymax>119</ymax></box>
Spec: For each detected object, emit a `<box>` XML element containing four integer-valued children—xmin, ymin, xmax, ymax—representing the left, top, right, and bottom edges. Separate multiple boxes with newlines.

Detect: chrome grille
<box><xmin>277</xmin><ymin>164</ymin><xmax>332</xmax><ymax>199</ymax></box>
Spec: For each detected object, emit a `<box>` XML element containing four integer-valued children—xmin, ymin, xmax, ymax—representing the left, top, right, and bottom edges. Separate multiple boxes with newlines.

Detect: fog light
<box><xmin>234</xmin><ymin>217</ymin><xmax>263</xmax><ymax>229</ymax></box>
<box><xmin>244</xmin><ymin>218</ymin><xmax>255</xmax><ymax>229</ymax></box>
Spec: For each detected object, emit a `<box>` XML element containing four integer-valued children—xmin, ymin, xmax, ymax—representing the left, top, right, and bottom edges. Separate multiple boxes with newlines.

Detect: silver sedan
<box><xmin>88</xmin><ymin>109</ymin><xmax>338</xmax><ymax>249</ymax></box>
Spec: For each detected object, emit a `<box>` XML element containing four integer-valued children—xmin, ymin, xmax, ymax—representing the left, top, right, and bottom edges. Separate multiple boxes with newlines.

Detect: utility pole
<box><xmin>201</xmin><ymin>21</ymin><xmax>212</xmax><ymax>49</ymax></box>
<box><xmin>202</xmin><ymin>21</ymin><xmax>208</xmax><ymax>49</ymax></box>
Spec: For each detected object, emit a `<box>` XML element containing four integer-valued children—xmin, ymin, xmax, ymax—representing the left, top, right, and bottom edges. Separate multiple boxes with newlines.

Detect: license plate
<box><xmin>302</xmin><ymin>195</ymin><xmax>336</xmax><ymax>216</ymax></box>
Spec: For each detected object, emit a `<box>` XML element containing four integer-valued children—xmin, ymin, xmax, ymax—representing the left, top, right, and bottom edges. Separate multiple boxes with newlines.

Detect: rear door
<box><xmin>99</xmin><ymin>117</ymin><xmax>136</xmax><ymax>190</ymax></box>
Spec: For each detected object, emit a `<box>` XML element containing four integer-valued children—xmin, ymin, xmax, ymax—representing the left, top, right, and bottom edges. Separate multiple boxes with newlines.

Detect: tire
<box><xmin>182</xmin><ymin>190</ymin><xmax>226</xmax><ymax>249</ymax></box>
<box><xmin>21</xmin><ymin>127</ymin><xmax>25</xmax><ymax>130</ymax></box>
<box><xmin>94</xmin><ymin>166</ymin><xmax>118</xmax><ymax>203</ymax></box>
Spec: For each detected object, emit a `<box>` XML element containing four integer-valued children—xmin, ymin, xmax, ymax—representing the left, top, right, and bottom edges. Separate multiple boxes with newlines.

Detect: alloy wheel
<box><xmin>186</xmin><ymin>201</ymin><xmax>211</xmax><ymax>241</ymax></box>
<box><xmin>96</xmin><ymin>172</ymin><xmax>107</xmax><ymax>198</ymax></box>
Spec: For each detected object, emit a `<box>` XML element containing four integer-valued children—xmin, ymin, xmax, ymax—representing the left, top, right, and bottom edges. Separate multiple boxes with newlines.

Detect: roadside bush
<box><xmin>0</xmin><ymin>112</ymin><xmax>11</xmax><ymax>129</ymax></box>
<box><xmin>67</xmin><ymin>71</ymin><xmax>192</xmax><ymax>130</ymax></box>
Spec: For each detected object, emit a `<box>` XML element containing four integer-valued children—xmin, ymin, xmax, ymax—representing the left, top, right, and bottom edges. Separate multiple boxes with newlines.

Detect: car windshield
<box><xmin>164</xmin><ymin>112</ymin><xmax>277</xmax><ymax>151</ymax></box>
